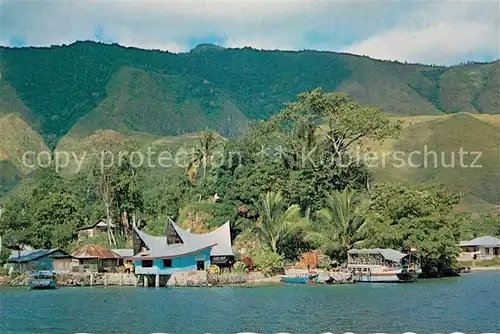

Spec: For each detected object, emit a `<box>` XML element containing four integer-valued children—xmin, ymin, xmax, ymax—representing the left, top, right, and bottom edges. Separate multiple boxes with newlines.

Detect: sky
<box><xmin>1</xmin><ymin>0</ymin><xmax>499</xmax><ymax>65</ymax></box>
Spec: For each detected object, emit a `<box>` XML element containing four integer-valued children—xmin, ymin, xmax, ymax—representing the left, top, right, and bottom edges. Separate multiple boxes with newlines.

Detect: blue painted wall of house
<box><xmin>134</xmin><ymin>248</ymin><xmax>211</xmax><ymax>275</ymax></box>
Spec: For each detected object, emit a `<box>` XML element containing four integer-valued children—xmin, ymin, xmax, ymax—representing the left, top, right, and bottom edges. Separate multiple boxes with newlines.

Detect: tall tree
<box><xmin>308</xmin><ymin>189</ymin><xmax>367</xmax><ymax>261</ymax></box>
<box><xmin>363</xmin><ymin>182</ymin><xmax>461</xmax><ymax>275</ymax></box>
<box><xmin>187</xmin><ymin>131</ymin><xmax>224</xmax><ymax>183</ymax></box>
<box><xmin>253</xmin><ymin>191</ymin><xmax>306</xmax><ymax>254</ymax></box>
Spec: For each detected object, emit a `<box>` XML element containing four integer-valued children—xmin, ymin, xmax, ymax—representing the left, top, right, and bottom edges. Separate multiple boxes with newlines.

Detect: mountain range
<box><xmin>0</xmin><ymin>41</ymin><xmax>499</xmax><ymax>209</ymax></box>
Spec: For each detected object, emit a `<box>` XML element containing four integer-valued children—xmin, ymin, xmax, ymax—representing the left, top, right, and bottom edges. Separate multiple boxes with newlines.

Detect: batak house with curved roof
<box><xmin>131</xmin><ymin>219</ymin><xmax>234</xmax><ymax>276</ymax></box>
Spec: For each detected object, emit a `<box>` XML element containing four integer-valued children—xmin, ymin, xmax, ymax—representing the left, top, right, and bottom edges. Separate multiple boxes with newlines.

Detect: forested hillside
<box><xmin>0</xmin><ymin>42</ymin><xmax>498</xmax><ymax>209</ymax></box>
<box><xmin>1</xmin><ymin>41</ymin><xmax>498</xmax><ymax>145</ymax></box>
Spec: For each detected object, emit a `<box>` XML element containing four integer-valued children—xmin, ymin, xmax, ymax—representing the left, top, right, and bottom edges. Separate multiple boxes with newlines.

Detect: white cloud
<box><xmin>345</xmin><ymin>21</ymin><xmax>499</xmax><ymax>64</ymax></box>
<box><xmin>0</xmin><ymin>0</ymin><xmax>498</xmax><ymax>64</ymax></box>
<box><xmin>344</xmin><ymin>2</ymin><xmax>500</xmax><ymax>64</ymax></box>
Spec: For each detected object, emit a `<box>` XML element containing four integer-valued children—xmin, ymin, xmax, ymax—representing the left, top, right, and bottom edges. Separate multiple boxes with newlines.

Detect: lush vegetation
<box><xmin>1</xmin><ymin>43</ymin><xmax>499</xmax><ymax>208</ymax></box>
<box><xmin>1</xmin><ymin>89</ymin><xmax>498</xmax><ymax>276</ymax></box>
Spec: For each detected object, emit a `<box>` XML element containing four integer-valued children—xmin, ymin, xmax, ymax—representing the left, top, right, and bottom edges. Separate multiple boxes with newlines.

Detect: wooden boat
<box><xmin>28</xmin><ymin>270</ymin><xmax>57</xmax><ymax>290</ymax></box>
<box><xmin>281</xmin><ymin>271</ymin><xmax>319</xmax><ymax>285</ymax></box>
<box><xmin>347</xmin><ymin>248</ymin><xmax>422</xmax><ymax>283</ymax></box>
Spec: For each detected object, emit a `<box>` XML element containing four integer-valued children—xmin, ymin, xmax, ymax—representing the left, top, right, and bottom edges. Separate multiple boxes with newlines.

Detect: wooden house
<box><xmin>75</xmin><ymin>219</ymin><xmax>115</xmax><ymax>241</ymax></box>
<box><xmin>8</xmin><ymin>249</ymin><xmax>77</xmax><ymax>274</ymax></box>
<box><xmin>72</xmin><ymin>244</ymin><xmax>121</xmax><ymax>272</ymax></box>
<box><xmin>111</xmin><ymin>248</ymin><xmax>134</xmax><ymax>273</ymax></box>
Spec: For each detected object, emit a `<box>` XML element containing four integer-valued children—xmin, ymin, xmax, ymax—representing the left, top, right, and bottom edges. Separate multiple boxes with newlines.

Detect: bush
<box><xmin>251</xmin><ymin>249</ymin><xmax>284</xmax><ymax>275</ymax></box>
<box><xmin>295</xmin><ymin>251</ymin><xmax>319</xmax><ymax>269</ymax></box>
<box><xmin>232</xmin><ymin>261</ymin><xmax>248</xmax><ymax>273</ymax></box>
<box><xmin>0</xmin><ymin>247</ymin><xmax>11</xmax><ymax>266</ymax></box>
<box><xmin>241</xmin><ymin>256</ymin><xmax>254</xmax><ymax>271</ymax></box>
<box><xmin>208</xmin><ymin>264</ymin><xmax>221</xmax><ymax>274</ymax></box>
<box><xmin>318</xmin><ymin>253</ymin><xmax>333</xmax><ymax>270</ymax></box>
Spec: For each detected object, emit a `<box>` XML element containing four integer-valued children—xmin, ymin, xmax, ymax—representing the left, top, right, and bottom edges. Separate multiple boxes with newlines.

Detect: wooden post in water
<box><xmin>119</xmin><ymin>274</ymin><xmax>123</xmax><ymax>287</ymax></box>
<box><xmin>90</xmin><ymin>273</ymin><xmax>93</xmax><ymax>287</ymax></box>
<box><xmin>134</xmin><ymin>275</ymin><xmax>138</xmax><ymax>287</ymax></box>
<box><xmin>143</xmin><ymin>275</ymin><xmax>148</xmax><ymax>287</ymax></box>
<box><xmin>104</xmin><ymin>274</ymin><xmax>107</xmax><ymax>286</ymax></box>
<box><xmin>155</xmin><ymin>274</ymin><xmax>160</xmax><ymax>288</ymax></box>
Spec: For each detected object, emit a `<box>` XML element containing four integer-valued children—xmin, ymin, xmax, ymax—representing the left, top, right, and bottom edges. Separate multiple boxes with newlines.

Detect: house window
<box><xmin>163</xmin><ymin>259</ymin><xmax>172</xmax><ymax>268</ymax></box>
<box><xmin>142</xmin><ymin>260</ymin><xmax>153</xmax><ymax>268</ymax></box>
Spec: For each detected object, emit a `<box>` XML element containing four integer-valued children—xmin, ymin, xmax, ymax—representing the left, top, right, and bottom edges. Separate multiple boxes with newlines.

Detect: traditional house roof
<box><xmin>130</xmin><ymin>219</ymin><xmax>234</xmax><ymax>260</ymax></box>
<box><xmin>8</xmin><ymin>249</ymin><xmax>71</xmax><ymax>263</ymax></box>
<box><xmin>460</xmin><ymin>236</ymin><xmax>500</xmax><ymax>247</ymax></box>
<box><xmin>111</xmin><ymin>249</ymin><xmax>134</xmax><ymax>258</ymax></box>
<box><xmin>348</xmin><ymin>248</ymin><xmax>408</xmax><ymax>263</ymax></box>
<box><xmin>170</xmin><ymin>220</ymin><xmax>233</xmax><ymax>257</ymax></box>
<box><xmin>75</xmin><ymin>219</ymin><xmax>115</xmax><ymax>231</ymax></box>
<box><xmin>72</xmin><ymin>244</ymin><xmax>121</xmax><ymax>259</ymax></box>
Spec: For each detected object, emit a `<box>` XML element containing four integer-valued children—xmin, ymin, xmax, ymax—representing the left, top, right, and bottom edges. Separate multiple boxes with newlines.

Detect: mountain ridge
<box><xmin>1</xmin><ymin>41</ymin><xmax>498</xmax><ymax>145</ymax></box>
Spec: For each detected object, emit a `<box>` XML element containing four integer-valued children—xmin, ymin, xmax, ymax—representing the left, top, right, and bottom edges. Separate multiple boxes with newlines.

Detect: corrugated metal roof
<box><xmin>348</xmin><ymin>248</ymin><xmax>408</xmax><ymax>262</ymax></box>
<box><xmin>8</xmin><ymin>249</ymin><xmax>70</xmax><ymax>263</ymax></box>
<box><xmin>72</xmin><ymin>244</ymin><xmax>121</xmax><ymax>259</ymax></box>
<box><xmin>75</xmin><ymin>219</ymin><xmax>115</xmax><ymax>231</ymax></box>
<box><xmin>460</xmin><ymin>236</ymin><xmax>500</xmax><ymax>247</ymax></box>
<box><xmin>111</xmin><ymin>248</ymin><xmax>134</xmax><ymax>258</ymax></box>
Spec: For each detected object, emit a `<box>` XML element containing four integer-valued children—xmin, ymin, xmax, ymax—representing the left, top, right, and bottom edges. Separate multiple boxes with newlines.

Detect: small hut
<box><xmin>72</xmin><ymin>244</ymin><xmax>121</xmax><ymax>272</ymax></box>
<box><xmin>75</xmin><ymin>219</ymin><xmax>115</xmax><ymax>241</ymax></box>
<box><xmin>8</xmin><ymin>249</ymin><xmax>76</xmax><ymax>274</ymax></box>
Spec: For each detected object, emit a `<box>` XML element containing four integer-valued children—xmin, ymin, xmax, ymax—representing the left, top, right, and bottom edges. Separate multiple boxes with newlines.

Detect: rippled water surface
<box><xmin>1</xmin><ymin>272</ymin><xmax>499</xmax><ymax>333</ymax></box>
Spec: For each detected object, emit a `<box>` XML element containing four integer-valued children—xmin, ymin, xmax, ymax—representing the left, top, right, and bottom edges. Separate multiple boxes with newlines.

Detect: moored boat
<box><xmin>281</xmin><ymin>271</ymin><xmax>319</xmax><ymax>285</ymax></box>
<box><xmin>347</xmin><ymin>248</ymin><xmax>422</xmax><ymax>283</ymax></box>
<box><xmin>28</xmin><ymin>270</ymin><xmax>57</xmax><ymax>290</ymax></box>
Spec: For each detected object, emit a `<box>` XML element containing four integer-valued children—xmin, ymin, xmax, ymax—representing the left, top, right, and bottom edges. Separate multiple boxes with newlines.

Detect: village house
<box><xmin>459</xmin><ymin>236</ymin><xmax>500</xmax><ymax>260</ymax></box>
<box><xmin>131</xmin><ymin>219</ymin><xmax>234</xmax><ymax>285</ymax></box>
<box><xmin>7</xmin><ymin>249</ymin><xmax>78</xmax><ymax>274</ymax></box>
<box><xmin>111</xmin><ymin>248</ymin><xmax>134</xmax><ymax>273</ymax></box>
<box><xmin>72</xmin><ymin>244</ymin><xmax>121</xmax><ymax>272</ymax></box>
<box><xmin>75</xmin><ymin>219</ymin><xmax>115</xmax><ymax>241</ymax></box>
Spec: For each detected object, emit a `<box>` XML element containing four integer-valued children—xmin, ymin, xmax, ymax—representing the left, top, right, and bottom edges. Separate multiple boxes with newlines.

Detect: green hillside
<box><xmin>0</xmin><ymin>42</ymin><xmax>498</xmax><ymax>210</ymax></box>
<box><xmin>1</xmin><ymin>42</ymin><xmax>498</xmax><ymax>145</ymax></box>
<box><xmin>369</xmin><ymin>113</ymin><xmax>500</xmax><ymax>212</ymax></box>
<box><xmin>0</xmin><ymin>114</ymin><xmax>49</xmax><ymax>195</ymax></box>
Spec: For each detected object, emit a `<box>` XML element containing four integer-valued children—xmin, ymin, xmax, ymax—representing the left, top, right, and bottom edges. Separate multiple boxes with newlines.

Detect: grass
<box><xmin>459</xmin><ymin>258</ymin><xmax>500</xmax><ymax>267</ymax></box>
<box><xmin>371</xmin><ymin>113</ymin><xmax>500</xmax><ymax>211</ymax></box>
<box><xmin>0</xmin><ymin>114</ymin><xmax>49</xmax><ymax>173</ymax></box>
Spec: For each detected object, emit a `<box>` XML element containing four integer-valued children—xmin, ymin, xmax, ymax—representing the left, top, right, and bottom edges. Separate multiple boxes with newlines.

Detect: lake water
<box><xmin>1</xmin><ymin>272</ymin><xmax>499</xmax><ymax>334</ymax></box>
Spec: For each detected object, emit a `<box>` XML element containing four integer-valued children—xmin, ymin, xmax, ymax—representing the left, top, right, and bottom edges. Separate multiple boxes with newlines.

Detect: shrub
<box><xmin>232</xmin><ymin>261</ymin><xmax>248</xmax><ymax>273</ymax></box>
<box><xmin>251</xmin><ymin>249</ymin><xmax>284</xmax><ymax>275</ymax></box>
<box><xmin>241</xmin><ymin>256</ymin><xmax>254</xmax><ymax>271</ymax></box>
<box><xmin>208</xmin><ymin>264</ymin><xmax>221</xmax><ymax>274</ymax></box>
<box><xmin>295</xmin><ymin>251</ymin><xmax>319</xmax><ymax>269</ymax></box>
<box><xmin>318</xmin><ymin>253</ymin><xmax>333</xmax><ymax>270</ymax></box>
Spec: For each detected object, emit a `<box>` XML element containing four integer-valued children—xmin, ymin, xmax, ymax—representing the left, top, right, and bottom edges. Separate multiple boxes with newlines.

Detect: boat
<box><xmin>281</xmin><ymin>271</ymin><xmax>319</xmax><ymax>285</ymax></box>
<box><xmin>347</xmin><ymin>248</ymin><xmax>422</xmax><ymax>283</ymax></box>
<box><xmin>28</xmin><ymin>270</ymin><xmax>57</xmax><ymax>290</ymax></box>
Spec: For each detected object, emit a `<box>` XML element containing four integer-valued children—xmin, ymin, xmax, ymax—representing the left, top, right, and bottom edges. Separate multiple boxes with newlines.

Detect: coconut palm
<box><xmin>254</xmin><ymin>191</ymin><xmax>307</xmax><ymax>254</ymax></box>
<box><xmin>309</xmin><ymin>189</ymin><xmax>366</xmax><ymax>261</ymax></box>
<box><xmin>187</xmin><ymin>131</ymin><xmax>223</xmax><ymax>183</ymax></box>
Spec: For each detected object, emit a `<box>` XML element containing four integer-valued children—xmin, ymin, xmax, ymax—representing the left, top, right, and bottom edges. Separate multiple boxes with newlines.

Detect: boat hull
<box><xmin>354</xmin><ymin>272</ymin><xmax>419</xmax><ymax>283</ymax></box>
<box><xmin>29</xmin><ymin>279</ymin><xmax>57</xmax><ymax>290</ymax></box>
<box><xmin>280</xmin><ymin>277</ymin><xmax>316</xmax><ymax>284</ymax></box>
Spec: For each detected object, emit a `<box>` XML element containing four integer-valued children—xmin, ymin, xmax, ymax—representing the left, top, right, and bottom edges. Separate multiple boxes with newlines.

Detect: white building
<box><xmin>459</xmin><ymin>236</ymin><xmax>500</xmax><ymax>260</ymax></box>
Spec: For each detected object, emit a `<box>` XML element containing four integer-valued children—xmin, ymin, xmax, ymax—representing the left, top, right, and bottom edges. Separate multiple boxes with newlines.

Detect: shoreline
<box><xmin>469</xmin><ymin>266</ymin><xmax>500</xmax><ymax>272</ymax></box>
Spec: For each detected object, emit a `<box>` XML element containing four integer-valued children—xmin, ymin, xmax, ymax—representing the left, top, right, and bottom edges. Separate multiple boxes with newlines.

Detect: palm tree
<box><xmin>254</xmin><ymin>192</ymin><xmax>306</xmax><ymax>254</ymax></box>
<box><xmin>187</xmin><ymin>131</ymin><xmax>223</xmax><ymax>183</ymax></box>
<box><xmin>310</xmin><ymin>189</ymin><xmax>366</xmax><ymax>261</ymax></box>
